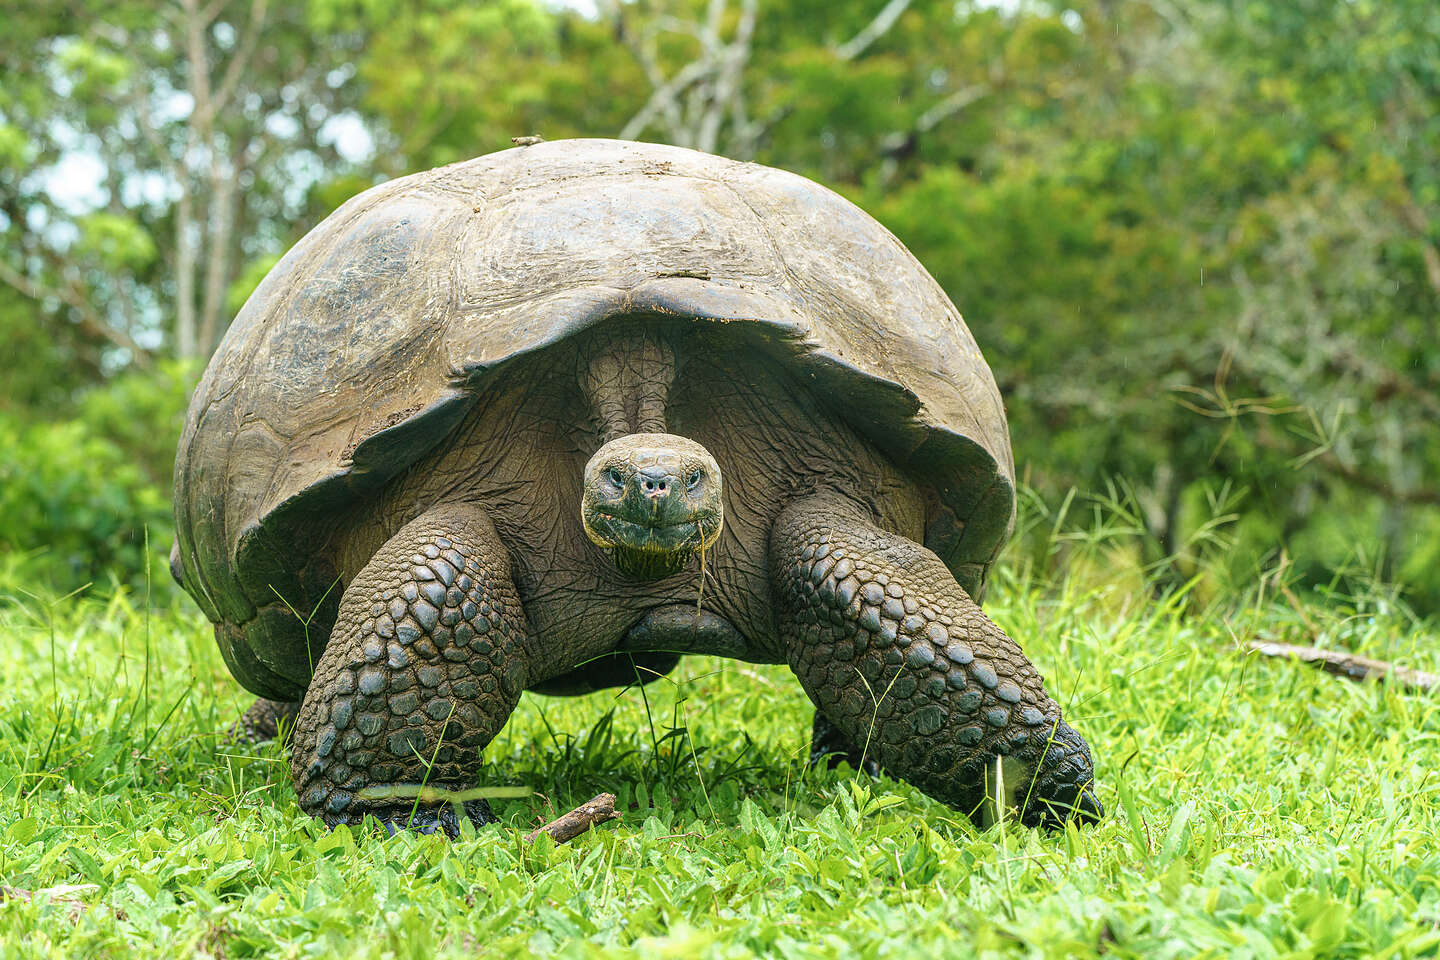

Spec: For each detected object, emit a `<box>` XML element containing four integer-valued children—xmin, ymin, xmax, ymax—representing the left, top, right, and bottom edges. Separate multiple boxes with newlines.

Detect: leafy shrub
<box><xmin>74</xmin><ymin>360</ymin><xmax>193</xmax><ymax>486</ymax></box>
<box><xmin>0</xmin><ymin>358</ymin><xmax>192</xmax><ymax>597</ymax></box>
<box><xmin>0</xmin><ymin>412</ymin><xmax>174</xmax><ymax>598</ymax></box>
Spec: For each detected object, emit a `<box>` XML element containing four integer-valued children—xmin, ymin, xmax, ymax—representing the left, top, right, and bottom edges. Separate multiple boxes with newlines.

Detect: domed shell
<box><xmin>173</xmin><ymin>139</ymin><xmax>1015</xmax><ymax>697</ymax></box>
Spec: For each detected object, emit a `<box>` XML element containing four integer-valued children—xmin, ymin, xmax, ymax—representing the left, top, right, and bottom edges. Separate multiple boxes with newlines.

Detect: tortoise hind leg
<box><xmin>290</xmin><ymin>502</ymin><xmax>532</xmax><ymax>836</ymax></box>
<box><xmin>808</xmin><ymin>711</ymin><xmax>880</xmax><ymax>777</ymax></box>
<box><xmin>233</xmin><ymin>698</ymin><xmax>301</xmax><ymax>744</ymax></box>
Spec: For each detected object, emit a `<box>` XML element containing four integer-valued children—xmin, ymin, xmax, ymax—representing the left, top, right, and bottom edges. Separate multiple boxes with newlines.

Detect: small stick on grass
<box><xmin>1247</xmin><ymin>640</ymin><xmax>1438</xmax><ymax>693</ymax></box>
<box><xmin>1</xmin><ymin>884</ymin><xmax>106</xmax><ymax>922</ymax></box>
<box><xmin>525</xmin><ymin>793</ymin><xmax>620</xmax><ymax>843</ymax></box>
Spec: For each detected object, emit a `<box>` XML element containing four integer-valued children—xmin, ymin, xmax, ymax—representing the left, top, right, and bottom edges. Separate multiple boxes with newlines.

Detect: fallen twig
<box><xmin>1246</xmin><ymin>640</ymin><xmax>1438</xmax><ymax>692</ymax></box>
<box><xmin>525</xmin><ymin>793</ymin><xmax>620</xmax><ymax>844</ymax></box>
<box><xmin>0</xmin><ymin>884</ymin><xmax>110</xmax><ymax>922</ymax></box>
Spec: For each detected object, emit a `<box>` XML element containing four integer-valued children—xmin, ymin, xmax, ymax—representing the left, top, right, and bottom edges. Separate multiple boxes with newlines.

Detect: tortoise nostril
<box><xmin>635</xmin><ymin>465</ymin><xmax>675</xmax><ymax>498</ymax></box>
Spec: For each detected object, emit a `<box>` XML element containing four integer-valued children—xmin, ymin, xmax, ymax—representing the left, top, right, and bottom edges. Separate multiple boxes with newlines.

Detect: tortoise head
<box><xmin>581</xmin><ymin>433</ymin><xmax>723</xmax><ymax>580</ymax></box>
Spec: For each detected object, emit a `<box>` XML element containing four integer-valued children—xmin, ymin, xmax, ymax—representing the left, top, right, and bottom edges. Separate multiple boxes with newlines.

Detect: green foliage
<box><xmin>75</xmin><ymin>213</ymin><xmax>156</xmax><ymax>272</ymax></box>
<box><xmin>0</xmin><ymin>122</ymin><xmax>28</xmax><ymax>167</ymax></box>
<box><xmin>0</xmin><ymin>288</ymin><xmax>83</xmax><ymax>415</ymax></box>
<box><xmin>73</xmin><ymin>361</ymin><xmax>194</xmax><ymax>487</ymax></box>
<box><xmin>336</xmin><ymin>0</ymin><xmax>644</xmax><ymax>172</ymax></box>
<box><xmin>0</xmin><ymin>0</ymin><xmax>375</xmax><ymax>374</ymax></box>
<box><xmin>3</xmin><ymin>0</ymin><xmax>1436</xmax><ymax>611</ymax></box>
<box><xmin>0</xmin><ymin>413</ymin><xmax>171</xmax><ymax>596</ymax></box>
<box><xmin>0</xmin><ymin>364</ymin><xmax>188</xmax><ymax>595</ymax></box>
<box><xmin>1</xmin><ymin>559</ymin><xmax>1436</xmax><ymax>956</ymax></box>
<box><xmin>843</xmin><ymin>0</ymin><xmax>1440</xmax><ymax>608</ymax></box>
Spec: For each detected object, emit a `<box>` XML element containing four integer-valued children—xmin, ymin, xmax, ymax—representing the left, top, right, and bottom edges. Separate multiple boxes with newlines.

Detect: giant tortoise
<box><xmin>172</xmin><ymin>138</ymin><xmax>1101</xmax><ymax>834</ymax></box>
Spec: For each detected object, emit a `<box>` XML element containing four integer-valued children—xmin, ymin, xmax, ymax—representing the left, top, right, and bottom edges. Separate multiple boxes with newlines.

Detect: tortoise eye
<box><xmin>606</xmin><ymin>466</ymin><xmax>624</xmax><ymax>487</ymax></box>
<box><xmin>685</xmin><ymin>470</ymin><xmax>702</xmax><ymax>490</ymax></box>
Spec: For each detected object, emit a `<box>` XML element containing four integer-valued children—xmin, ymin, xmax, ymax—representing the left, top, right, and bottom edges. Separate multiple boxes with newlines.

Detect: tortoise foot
<box><xmin>808</xmin><ymin>711</ymin><xmax>880</xmax><ymax>777</ymax></box>
<box><xmin>324</xmin><ymin>798</ymin><xmax>497</xmax><ymax>838</ymax></box>
<box><xmin>1017</xmin><ymin>720</ymin><xmax>1103</xmax><ymax>828</ymax></box>
<box><xmin>231</xmin><ymin>697</ymin><xmax>301</xmax><ymax>744</ymax></box>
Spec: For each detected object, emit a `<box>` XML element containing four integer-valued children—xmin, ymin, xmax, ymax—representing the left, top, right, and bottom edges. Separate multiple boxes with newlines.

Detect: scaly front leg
<box><xmin>770</xmin><ymin>496</ymin><xmax>1101</xmax><ymax>828</ymax></box>
<box><xmin>291</xmin><ymin>503</ymin><xmax>531</xmax><ymax>836</ymax></box>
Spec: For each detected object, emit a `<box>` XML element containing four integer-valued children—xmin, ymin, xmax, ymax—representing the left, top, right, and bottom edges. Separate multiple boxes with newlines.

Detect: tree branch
<box><xmin>0</xmin><ymin>258</ymin><xmax>155</xmax><ymax>367</ymax></box>
<box><xmin>696</xmin><ymin>0</ymin><xmax>756</xmax><ymax>154</ymax></box>
<box><xmin>525</xmin><ymin>794</ymin><xmax>620</xmax><ymax>843</ymax></box>
<box><xmin>620</xmin><ymin>56</ymin><xmax>715</xmax><ymax>143</ymax></box>
<box><xmin>878</xmin><ymin>83</ymin><xmax>991</xmax><ymax>156</ymax></box>
<box><xmin>1247</xmin><ymin>640</ymin><xmax>1438</xmax><ymax>692</ymax></box>
<box><xmin>610</xmin><ymin>0</ymin><xmax>689</xmax><ymax>142</ymax></box>
<box><xmin>875</xmin><ymin>83</ymin><xmax>991</xmax><ymax>183</ymax></box>
<box><xmin>199</xmin><ymin>149</ymin><xmax>238</xmax><ymax>352</ymax></box>
<box><xmin>129</xmin><ymin>83</ymin><xmax>181</xmax><ymax>183</ymax></box>
<box><xmin>206</xmin><ymin>0</ymin><xmax>269</xmax><ymax>125</ymax></box>
<box><xmin>182</xmin><ymin>0</ymin><xmax>214</xmax><ymax>131</ymax></box>
<box><xmin>1251</xmin><ymin>428</ymin><xmax>1440</xmax><ymax>508</ymax></box>
<box><xmin>199</xmin><ymin>0</ymin><xmax>231</xmax><ymax>27</ymax></box>
<box><xmin>1310</xmin><ymin>448</ymin><xmax>1440</xmax><ymax>507</ymax></box>
<box><xmin>835</xmin><ymin>0</ymin><xmax>913</xmax><ymax>61</ymax></box>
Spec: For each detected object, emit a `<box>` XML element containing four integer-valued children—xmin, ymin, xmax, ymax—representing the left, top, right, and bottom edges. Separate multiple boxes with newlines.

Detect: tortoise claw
<box><xmin>1019</xmin><ymin>720</ymin><xmax>1104</xmax><ymax>829</ymax></box>
<box><xmin>327</xmin><ymin>798</ymin><xmax>498</xmax><ymax>839</ymax></box>
<box><xmin>808</xmin><ymin>711</ymin><xmax>882</xmax><ymax>777</ymax></box>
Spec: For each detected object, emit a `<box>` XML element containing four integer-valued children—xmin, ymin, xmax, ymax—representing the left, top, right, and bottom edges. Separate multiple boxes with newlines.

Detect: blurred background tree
<box><xmin>1</xmin><ymin>0</ymin><xmax>1436</xmax><ymax>611</ymax></box>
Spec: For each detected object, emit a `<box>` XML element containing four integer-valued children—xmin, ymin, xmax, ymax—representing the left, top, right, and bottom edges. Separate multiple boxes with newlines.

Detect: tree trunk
<box><xmin>199</xmin><ymin>159</ymin><xmax>237</xmax><ymax>354</ymax></box>
<box><xmin>174</xmin><ymin>188</ymin><xmax>199</xmax><ymax>360</ymax></box>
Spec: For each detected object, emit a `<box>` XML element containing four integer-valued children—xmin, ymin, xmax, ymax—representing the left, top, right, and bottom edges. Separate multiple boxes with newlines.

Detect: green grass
<box><xmin>1</xmin><ymin>567</ymin><xmax>1438</xmax><ymax>959</ymax></box>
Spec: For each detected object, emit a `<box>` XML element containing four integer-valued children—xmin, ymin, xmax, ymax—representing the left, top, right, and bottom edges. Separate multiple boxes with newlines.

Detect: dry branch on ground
<box><xmin>1247</xmin><ymin>640</ymin><xmax>1438</xmax><ymax>693</ymax></box>
<box><xmin>525</xmin><ymin>793</ymin><xmax>621</xmax><ymax>844</ymax></box>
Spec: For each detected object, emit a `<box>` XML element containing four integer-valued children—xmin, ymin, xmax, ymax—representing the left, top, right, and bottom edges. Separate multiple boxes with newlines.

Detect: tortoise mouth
<box><xmin>585</xmin><ymin>512</ymin><xmax>722</xmax><ymax>581</ymax></box>
<box><xmin>586</xmin><ymin>509</ymin><xmax>722</xmax><ymax>563</ymax></box>
<box><xmin>588</xmin><ymin>514</ymin><xmax>709</xmax><ymax>552</ymax></box>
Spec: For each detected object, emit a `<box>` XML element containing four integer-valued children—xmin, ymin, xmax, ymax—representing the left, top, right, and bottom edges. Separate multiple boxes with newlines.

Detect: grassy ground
<box><xmin>1</xmin><ymin>565</ymin><xmax>1437</xmax><ymax>959</ymax></box>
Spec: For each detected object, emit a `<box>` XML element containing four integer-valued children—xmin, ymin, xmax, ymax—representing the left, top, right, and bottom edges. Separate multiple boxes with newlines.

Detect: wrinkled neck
<box><xmin>579</xmin><ymin>330</ymin><xmax>677</xmax><ymax>444</ymax></box>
